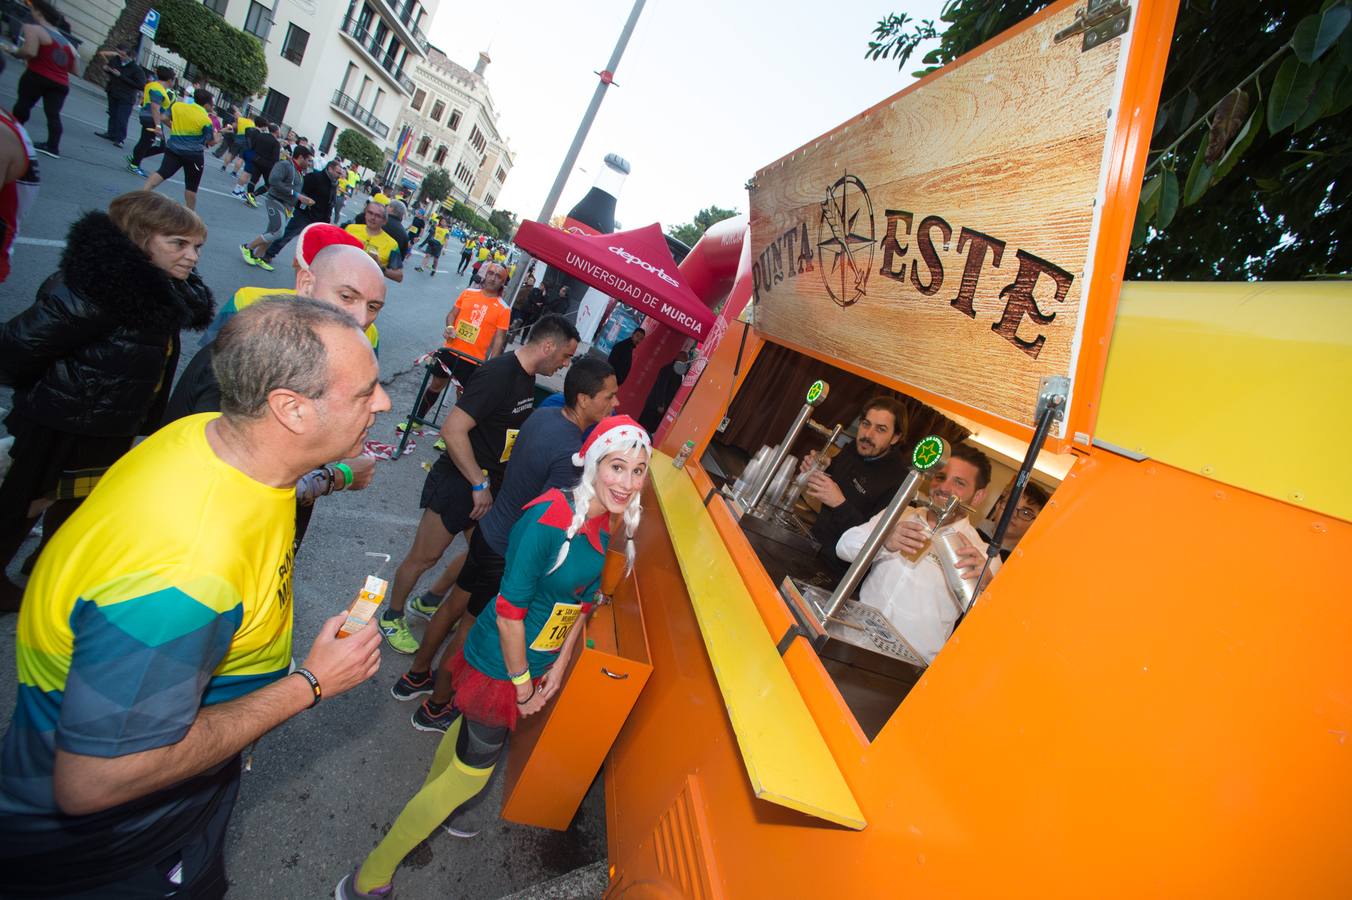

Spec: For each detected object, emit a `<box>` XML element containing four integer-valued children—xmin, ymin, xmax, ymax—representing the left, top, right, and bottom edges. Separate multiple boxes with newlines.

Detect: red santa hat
<box><xmin>572</xmin><ymin>415</ymin><xmax>651</xmax><ymax>468</ymax></box>
<box><xmin>295</xmin><ymin>222</ymin><xmax>364</xmax><ymax>271</ymax></box>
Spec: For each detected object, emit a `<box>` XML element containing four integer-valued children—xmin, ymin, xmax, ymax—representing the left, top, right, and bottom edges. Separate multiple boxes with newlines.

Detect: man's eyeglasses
<box><xmin>1012</xmin><ymin>505</ymin><xmax>1038</xmax><ymax>521</ymax></box>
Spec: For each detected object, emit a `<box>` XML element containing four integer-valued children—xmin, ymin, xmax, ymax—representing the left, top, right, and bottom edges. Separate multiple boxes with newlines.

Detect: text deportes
<box><xmin>608</xmin><ymin>245</ymin><xmax>680</xmax><ymax>287</ymax></box>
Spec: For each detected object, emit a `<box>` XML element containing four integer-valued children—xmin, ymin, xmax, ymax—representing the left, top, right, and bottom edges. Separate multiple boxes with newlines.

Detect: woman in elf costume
<box><xmin>338</xmin><ymin>416</ymin><xmax>652</xmax><ymax>899</ymax></box>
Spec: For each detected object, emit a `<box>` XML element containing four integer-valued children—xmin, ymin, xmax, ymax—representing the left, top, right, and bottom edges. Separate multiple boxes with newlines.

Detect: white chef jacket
<box><xmin>836</xmin><ymin>506</ymin><xmax>998</xmax><ymax>664</ymax></box>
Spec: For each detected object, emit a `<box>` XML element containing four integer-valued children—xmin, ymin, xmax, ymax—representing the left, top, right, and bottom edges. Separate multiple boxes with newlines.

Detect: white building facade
<box><xmin>389</xmin><ymin>47</ymin><xmax>513</xmax><ymax>217</ymax></box>
<box><xmin>61</xmin><ymin>0</ymin><xmax>441</xmax><ymax>164</ymax></box>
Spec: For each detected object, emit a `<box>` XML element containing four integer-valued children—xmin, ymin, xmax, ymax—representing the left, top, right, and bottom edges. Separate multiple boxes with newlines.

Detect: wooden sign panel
<box><xmin>748</xmin><ymin>0</ymin><xmax>1141</xmax><ymax>436</ymax></box>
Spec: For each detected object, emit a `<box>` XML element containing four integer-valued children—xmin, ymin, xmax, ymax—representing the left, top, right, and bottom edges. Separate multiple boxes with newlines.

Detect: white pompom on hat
<box><xmin>295</xmin><ymin>222</ymin><xmax>364</xmax><ymax>271</ymax></box>
<box><xmin>572</xmin><ymin>415</ymin><xmax>651</xmax><ymax>468</ymax></box>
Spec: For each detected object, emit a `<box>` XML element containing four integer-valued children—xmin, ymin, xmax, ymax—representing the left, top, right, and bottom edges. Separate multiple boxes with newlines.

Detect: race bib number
<box><xmin>529</xmin><ymin>602</ymin><xmax>583</xmax><ymax>652</ymax></box>
<box><xmin>454</xmin><ymin>319</ymin><xmax>481</xmax><ymax>343</ymax></box>
<box><xmin>499</xmin><ymin>428</ymin><xmax>519</xmax><ymax>463</ymax></box>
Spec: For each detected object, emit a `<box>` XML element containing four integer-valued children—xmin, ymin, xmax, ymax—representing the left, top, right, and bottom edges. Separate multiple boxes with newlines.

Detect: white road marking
<box><xmin>14</xmin><ymin>237</ymin><xmax>65</xmax><ymax>247</ymax></box>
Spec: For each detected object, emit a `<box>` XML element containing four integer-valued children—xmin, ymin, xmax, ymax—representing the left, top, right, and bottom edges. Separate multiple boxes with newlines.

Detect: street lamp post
<box><xmin>502</xmin><ymin>0</ymin><xmax>647</xmax><ymax>310</ymax></box>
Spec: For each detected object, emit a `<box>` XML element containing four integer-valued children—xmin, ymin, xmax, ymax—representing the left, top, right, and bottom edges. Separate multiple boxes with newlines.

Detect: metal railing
<box><xmin>330</xmin><ymin>90</ymin><xmax>391</xmax><ymax>140</ymax></box>
<box><xmin>380</xmin><ymin>0</ymin><xmax>430</xmax><ymax>53</ymax></box>
<box><xmin>339</xmin><ymin>15</ymin><xmax>416</xmax><ymax>94</ymax></box>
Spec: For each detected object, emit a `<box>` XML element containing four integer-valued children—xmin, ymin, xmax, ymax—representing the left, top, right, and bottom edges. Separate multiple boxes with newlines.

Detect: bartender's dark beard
<box><xmin>857</xmin><ymin>438</ymin><xmax>889</xmax><ymax>458</ymax></box>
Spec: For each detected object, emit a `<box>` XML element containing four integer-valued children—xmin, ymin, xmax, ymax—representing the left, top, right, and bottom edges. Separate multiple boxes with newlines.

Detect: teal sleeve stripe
<box><xmin>201</xmin><ymin>667</ymin><xmax>289</xmax><ymax>706</ymax></box>
<box><xmin>83</xmin><ymin>589</ymin><xmax>242</xmax><ymax>648</ymax></box>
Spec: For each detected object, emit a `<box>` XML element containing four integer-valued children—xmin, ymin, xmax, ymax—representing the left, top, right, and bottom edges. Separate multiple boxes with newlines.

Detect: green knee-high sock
<box><xmin>422</xmin><ymin>715</ymin><xmax>463</xmax><ymax>789</ymax></box>
<box><xmin>357</xmin><ymin>747</ymin><xmax>495</xmax><ymax>892</ymax></box>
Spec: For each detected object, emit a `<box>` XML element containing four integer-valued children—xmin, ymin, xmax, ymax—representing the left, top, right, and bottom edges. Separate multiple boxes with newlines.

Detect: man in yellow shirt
<box><xmin>413</xmin><ymin>221</ymin><xmax>451</xmax><ymax>276</ymax></box>
<box><xmin>345</xmin><ymin>202</ymin><xmax>403</xmax><ymax>283</ymax></box>
<box><xmin>0</xmin><ymin>299</ymin><xmax>386</xmax><ymax>896</ymax></box>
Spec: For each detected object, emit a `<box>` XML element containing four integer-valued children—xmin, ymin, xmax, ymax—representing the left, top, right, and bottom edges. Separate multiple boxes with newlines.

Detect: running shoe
<box><xmin>429</xmin><ymin>270</ymin><xmax>436</xmax><ymax>277</ymax></box>
<box><xmin>240</xmin><ymin>244</ymin><xmax>257</xmax><ymax>266</ymax></box>
<box><xmin>390</xmin><ymin>669</ymin><xmax>433</xmax><ymax>701</ymax></box>
<box><xmin>395</xmin><ymin>420</ymin><xmax>415</xmax><ymax>434</ymax></box>
<box><xmin>442</xmin><ymin>820</ymin><xmax>481</xmax><ymax>839</ymax></box>
<box><xmin>407</xmin><ymin>590</ymin><xmax>442</xmax><ymax>620</ymax></box>
<box><xmin>411</xmin><ymin>699</ymin><xmax>457</xmax><ymax>733</ymax></box>
<box><xmin>245</xmin><ymin>193</ymin><xmax>258</xmax><ymax>208</ymax></box>
<box><xmin>255</xmin><ymin>257</ymin><xmax>274</xmax><ymax>271</ymax></box>
<box><xmin>334</xmin><ymin>869</ymin><xmax>391</xmax><ymax>899</ymax></box>
<box><xmin>414</xmin><ymin>265</ymin><xmax>424</xmax><ymax>272</ymax></box>
<box><xmin>131</xmin><ymin>165</ymin><xmax>148</xmax><ymax>177</ymax></box>
<box><xmin>378</xmin><ymin>612</ymin><xmax>419</xmax><ymax>654</ymax></box>
<box><xmin>125</xmin><ymin>154</ymin><xmax>134</xmax><ymax>165</ymax></box>
<box><xmin>433</xmin><ymin>437</ymin><xmax>447</xmax><ymax>453</ymax></box>
<box><xmin>33</xmin><ymin>143</ymin><xmax>59</xmax><ymax>159</ymax></box>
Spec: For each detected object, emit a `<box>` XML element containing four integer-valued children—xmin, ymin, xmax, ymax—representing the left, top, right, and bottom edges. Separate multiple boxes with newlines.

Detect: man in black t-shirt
<box><xmin>804</xmin><ymin>396</ymin><xmax>912</xmax><ymax>575</ymax></box>
<box><xmin>378</xmin><ymin>315</ymin><xmax>580</xmax><ymax>653</ymax></box>
<box><xmin>607</xmin><ymin>326</ymin><xmax>645</xmax><ymax>385</ymax></box>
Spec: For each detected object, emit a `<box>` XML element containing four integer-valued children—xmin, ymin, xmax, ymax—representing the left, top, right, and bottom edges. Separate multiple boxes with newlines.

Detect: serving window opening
<box><xmin>702</xmin><ymin>342</ymin><xmax>1072</xmax><ymax>740</ymax></box>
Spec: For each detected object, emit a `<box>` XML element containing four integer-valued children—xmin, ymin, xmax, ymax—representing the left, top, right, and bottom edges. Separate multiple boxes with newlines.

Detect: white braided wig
<box><xmin>546</xmin><ymin>418</ymin><xmax>652</xmax><ymax>575</ymax></box>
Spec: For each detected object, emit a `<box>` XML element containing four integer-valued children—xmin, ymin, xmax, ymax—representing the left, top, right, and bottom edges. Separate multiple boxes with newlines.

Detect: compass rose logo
<box><xmin>817</xmin><ymin>174</ymin><xmax>875</xmax><ymax>308</ymax></box>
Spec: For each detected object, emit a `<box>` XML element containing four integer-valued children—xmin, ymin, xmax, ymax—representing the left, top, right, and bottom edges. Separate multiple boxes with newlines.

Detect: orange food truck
<box><xmin>498</xmin><ymin>1</ymin><xmax>1352</xmax><ymax>895</ymax></box>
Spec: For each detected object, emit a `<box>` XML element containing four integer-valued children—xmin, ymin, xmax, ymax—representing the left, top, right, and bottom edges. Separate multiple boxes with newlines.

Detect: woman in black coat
<box><xmin>0</xmin><ymin>190</ymin><xmax>214</xmax><ymax>610</ymax></box>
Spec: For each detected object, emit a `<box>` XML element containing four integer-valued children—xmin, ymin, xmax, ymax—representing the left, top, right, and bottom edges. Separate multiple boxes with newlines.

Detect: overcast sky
<box><xmin>426</xmin><ymin>0</ymin><xmax>946</xmax><ymax>230</ymax></box>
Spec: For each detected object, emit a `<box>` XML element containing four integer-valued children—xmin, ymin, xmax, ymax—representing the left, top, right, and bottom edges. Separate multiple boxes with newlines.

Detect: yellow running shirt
<box><xmin>344</xmin><ymin>224</ymin><xmax>401</xmax><ymax>270</ymax></box>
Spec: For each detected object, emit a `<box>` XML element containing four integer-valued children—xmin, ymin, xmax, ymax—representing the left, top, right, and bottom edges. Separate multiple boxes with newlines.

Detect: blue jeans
<box><xmin>105</xmin><ymin>95</ymin><xmax>134</xmax><ymax>143</ymax></box>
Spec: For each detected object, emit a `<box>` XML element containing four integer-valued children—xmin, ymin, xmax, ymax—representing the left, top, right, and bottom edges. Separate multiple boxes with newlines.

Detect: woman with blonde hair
<box><xmin>0</xmin><ymin>191</ymin><xmax>214</xmax><ymax>611</ymax></box>
<box><xmin>337</xmin><ymin>415</ymin><xmax>652</xmax><ymax>899</ymax></box>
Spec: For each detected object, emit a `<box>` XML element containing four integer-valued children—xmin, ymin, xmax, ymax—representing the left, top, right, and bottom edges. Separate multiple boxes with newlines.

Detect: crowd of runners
<box><xmin>0</xmin><ymin>6</ymin><xmax>653</xmax><ymax>897</ymax></box>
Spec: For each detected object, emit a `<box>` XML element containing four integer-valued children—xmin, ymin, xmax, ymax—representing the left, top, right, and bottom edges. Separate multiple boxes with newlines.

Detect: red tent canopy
<box><xmin>513</xmin><ymin>221</ymin><xmax>715</xmax><ymax>340</ymax></box>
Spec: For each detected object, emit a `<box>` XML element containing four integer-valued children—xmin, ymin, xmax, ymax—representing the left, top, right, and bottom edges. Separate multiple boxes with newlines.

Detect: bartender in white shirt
<box><xmin>836</xmin><ymin>444</ymin><xmax>999</xmax><ymax>664</ymax></box>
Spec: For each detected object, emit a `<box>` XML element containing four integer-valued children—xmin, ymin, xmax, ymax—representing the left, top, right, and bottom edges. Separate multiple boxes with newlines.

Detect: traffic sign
<box><xmin>139</xmin><ymin>9</ymin><xmax>159</xmax><ymax>39</ymax></box>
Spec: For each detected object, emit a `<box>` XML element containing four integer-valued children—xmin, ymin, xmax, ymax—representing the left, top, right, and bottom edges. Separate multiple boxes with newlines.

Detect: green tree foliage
<box><xmin>418</xmin><ymin>167</ymin><xmax>452</xmax><ymax>205</ymax></box>
<box><xmin>450</xmin><ymin>201</ymin><xmax>498</xmax><ymax>238</ymax></box>
<box><xmin>867</xmin><ymin>0</ymin><xmax>1351</xmax><ymax>279</ymax></box>
<box><xmin>335</xmin><ymin>129</ymin><xmax>384</xmax><ymax>172</ymax></box>
<box><xmin>155</xmin><ymin>0</ymin><xmax>267</xmax><ymax>97</ymax></box>
<box><xmin>667</xmin><ymin>205</ymin><xmax>740</xmax><ymax>247</ymax></box>
<box><xmin>488</xmin><ymin>209</ymin><xmax>518</xmax><ymax>241</ymax></box>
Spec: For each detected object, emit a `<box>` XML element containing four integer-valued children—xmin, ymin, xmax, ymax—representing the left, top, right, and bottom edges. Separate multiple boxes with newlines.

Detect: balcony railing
<box><xmin>331</xmin><ymin>90</ymin><xmax>390</xmax><ymax>140</ymax></box>
<box><xmin>339</xmin><ymin>16</ymin><xmax>416</xmax><ymax>95</ymax></box>
<box><xmin>380</xmin><ymin>0</ymin><xmax>430</xmax><ymax>54</ymax></box>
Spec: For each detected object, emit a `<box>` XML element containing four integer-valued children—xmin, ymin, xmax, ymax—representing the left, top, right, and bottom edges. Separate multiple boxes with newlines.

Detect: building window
<box><xmin>280</xmin><ymin>23</ymin><xmax>308</xmax><ymax>64</ymax></box>
<box><xmin>244</xmin><ymin>1</ymin><xmax>273</xmax><ymax>42</ymax></box>
<box><xmin>320</xmin><ymin>122</ymin><xmax>337</xmax><ymax>154</ymax></box>
<box><xmin>430</xmin><ymin>99</ymin><xmax>445</xmax><ymax>122</ymax></box>
<box><xmin>455</xmin><ymin>163</ymin><xmax>473</xmax><ymax>185</ymax></box>
<box><xmin>485</xmin><ymin>193</ymin><xmax>495</xmax><ymax>208</ymax></box>
<box><xmin>494</xmin><ymin>166</ymin><xmax>506</xmax><ymax>184</ymax></box>
<box><xmin>202</xmin><ymin>0</ymin><xmax>229</xmax><ymax>14</ymax></box>
<box><xmin>261</xmin><ymin>88</ymin><xmax>289</xmax><ymax>125</ymax></box>
<box><xmin>416</xmin><ymin>135</ymin><xmax>431</xmax><ymax>157</ymax></box>
<box><xmin>411</xmin><ymin>88</ymin><xmax>426</xmax><ymax>111</ymax></box>
<box><xmin>469</xmin><ymin>125</ymin><xmax>486</xmax><ymax>154</ymax></box>
<box><xmin>433</xmin><ymin>145</ymin><xmax>448</xmax><ymax>166</ymax></box>
<box><xmin>447</xmin><ymin>110</ymin><xmax>461</xmax><ymax>131</ymax></box>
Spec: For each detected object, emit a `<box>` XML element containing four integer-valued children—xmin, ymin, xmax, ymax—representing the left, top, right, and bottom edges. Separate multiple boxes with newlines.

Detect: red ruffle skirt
<box><xmin>445</xmin><ymin>649</ymin><xmax>541</xmax><ymax>731</ymax></box>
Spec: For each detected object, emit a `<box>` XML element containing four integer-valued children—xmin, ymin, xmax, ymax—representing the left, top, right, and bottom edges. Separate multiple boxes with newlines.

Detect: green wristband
<box><xmin>333</xmin><ymin>462</ymin><xmax>354</xmax><ymax>490</ymax></box>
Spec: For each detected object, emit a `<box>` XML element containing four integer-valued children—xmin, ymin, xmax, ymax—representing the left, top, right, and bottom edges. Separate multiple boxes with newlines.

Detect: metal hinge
<box><xmin>1036</xmin><ymin>375</ymin><xmax>1070</xmax><ymax>427</ymax></box>
<box><xmin>1053</xmin><ymin>0</ymin><xmax>1131</xmax><ymax>51</ymax></box>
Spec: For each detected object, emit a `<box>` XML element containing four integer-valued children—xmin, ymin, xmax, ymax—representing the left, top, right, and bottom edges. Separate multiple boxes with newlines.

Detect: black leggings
<box><xmin>130</xmin><ymin>120</ymin><xmax>164</xmax><ymax>166</ymax></box>
<box><xmin>456</xmin><ymin>714</ymin><xmax>508</xmax><ymax>768</ymax></box>
<box><xmin>12</xmin><ymin>70</ymin><xmax>67</xmax><ymax>151</ymax></box>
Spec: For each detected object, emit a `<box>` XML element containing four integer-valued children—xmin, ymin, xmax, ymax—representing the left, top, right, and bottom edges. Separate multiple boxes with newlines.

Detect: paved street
<box><xmin>0</xmin><ymin>67</ymin><xmax>606</xmax><ymax>899</ymax></box>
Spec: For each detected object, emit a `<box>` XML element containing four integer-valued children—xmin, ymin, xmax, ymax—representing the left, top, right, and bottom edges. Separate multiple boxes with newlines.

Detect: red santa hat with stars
<box><xmin>572</xmin><ymin>415</ymin><xmax>651</xmax><ymax>468</ymax></box>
